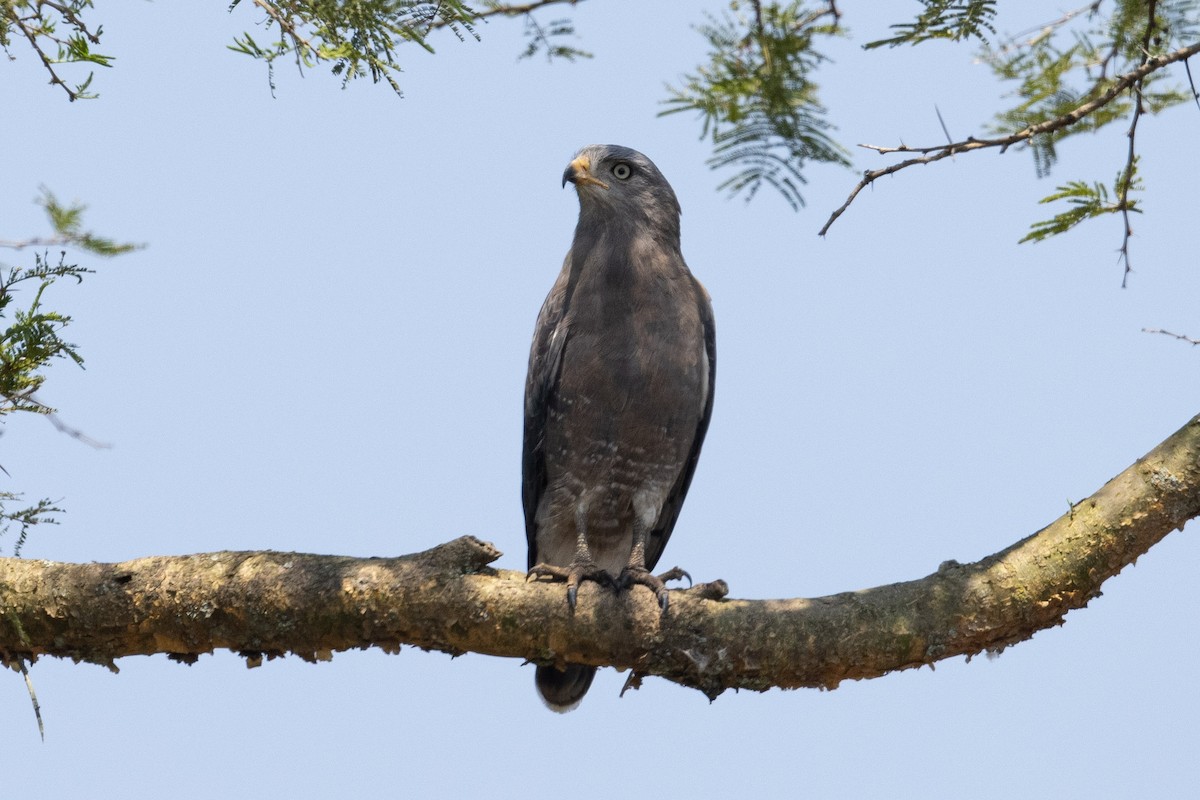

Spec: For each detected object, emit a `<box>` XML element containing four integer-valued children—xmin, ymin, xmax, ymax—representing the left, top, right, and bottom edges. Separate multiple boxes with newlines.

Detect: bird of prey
<box><xmin>523</xmin><ymin>145</ymin><xmax>716</xmax><ymax>712</ymax></box>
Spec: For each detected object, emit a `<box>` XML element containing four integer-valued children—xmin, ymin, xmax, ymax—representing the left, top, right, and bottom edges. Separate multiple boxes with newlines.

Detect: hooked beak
<box><xmin>562</xmin><ymin>155</ymin><xmax>609</xmax><ymax>190</ymax></box>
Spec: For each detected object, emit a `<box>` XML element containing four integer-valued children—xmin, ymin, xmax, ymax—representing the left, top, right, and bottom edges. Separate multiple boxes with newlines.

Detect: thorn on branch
<box><xmin>1185</xmin><ymin>58</ymin><xmax>1200</xmax><ymax>112</ymax></box>
<box><xmin>619</xmin><ymin>671</ymin><xmax>644</xmax><ymax>697</ymax></box>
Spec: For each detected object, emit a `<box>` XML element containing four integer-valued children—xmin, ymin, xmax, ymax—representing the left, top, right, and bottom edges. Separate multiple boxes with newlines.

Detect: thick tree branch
<box><xmin>2</xmin><ymin>413</ymin><xmax>1198</xmax><ymax>698</ymax></box>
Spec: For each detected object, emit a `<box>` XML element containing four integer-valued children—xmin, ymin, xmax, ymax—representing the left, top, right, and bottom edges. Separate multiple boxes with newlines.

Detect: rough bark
<box><xmin>2</xmin><ymin>414</ymin><xmax>1198</xmax><ymax>698</ymax></box>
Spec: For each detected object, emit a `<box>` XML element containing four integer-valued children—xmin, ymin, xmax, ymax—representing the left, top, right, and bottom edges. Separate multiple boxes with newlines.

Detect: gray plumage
<box><xmin>523</xmin><ymin>145</ymin><xmax>716</xmax><ymax>712</ymax></box>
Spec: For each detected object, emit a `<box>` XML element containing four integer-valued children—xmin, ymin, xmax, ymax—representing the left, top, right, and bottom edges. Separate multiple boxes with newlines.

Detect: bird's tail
<box><xmin>535</xmin><ymin>664</ymin><xmax>596</xmax><ymax>713</ymax></box>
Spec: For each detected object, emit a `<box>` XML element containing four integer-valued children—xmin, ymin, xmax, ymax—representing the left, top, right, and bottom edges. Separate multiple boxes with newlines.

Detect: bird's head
<box><xmin>562</xmin><ymin>145</ymin><xmax>682</xmax><ymax>236</ymax></box>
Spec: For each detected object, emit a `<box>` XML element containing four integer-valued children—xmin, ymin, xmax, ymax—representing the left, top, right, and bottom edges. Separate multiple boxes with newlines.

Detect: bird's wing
<box><xmin>523</xmin><ymin>257</ymin><xmax>573</xmax><ymax>569</ymax></box>
<box><xmin>645</xmin><ymin>275</ymin><xmax>717</xmax><ymax>571</ymax></box>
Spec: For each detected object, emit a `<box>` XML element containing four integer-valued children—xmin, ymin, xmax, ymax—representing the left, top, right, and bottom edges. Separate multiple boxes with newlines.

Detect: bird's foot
<box><xmin>527</xmin><ymin>559</ymin><xmax>616</xmax><ymax>613</ymax></box>
<box><xmin>618</xmin><ymin>565</ymin><xmax>691</xmax><ymax>613</ymax></box>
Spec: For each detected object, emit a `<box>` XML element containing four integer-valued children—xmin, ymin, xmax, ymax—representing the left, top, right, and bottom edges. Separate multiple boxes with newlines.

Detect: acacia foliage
<box><xmin>0</xmin><ymin>192</ymin><xmax>135</xmax><ymax>554</ymax></box>
<box><xmin>4</xmin><ymin>2</ymin><xmax>1196</xmax><ymax>242</ymax></box>
<box><xmin>2</xmin><ymin>0</ymin><xmax>1197</xmax><ymax>548</ymax></box>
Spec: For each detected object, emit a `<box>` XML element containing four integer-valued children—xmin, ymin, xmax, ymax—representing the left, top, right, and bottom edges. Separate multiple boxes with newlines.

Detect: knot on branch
<box><xmin>413</xmin><ymin>535</ymin><xmax>503</xmax><ymax>575</ymax></box>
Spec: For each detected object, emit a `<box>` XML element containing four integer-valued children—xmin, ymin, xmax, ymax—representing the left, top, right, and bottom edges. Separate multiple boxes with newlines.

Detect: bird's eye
<box><xmin>612</xmin><ymin>162</ymin><xmax>633</xmax><ymax>180</ymax></box>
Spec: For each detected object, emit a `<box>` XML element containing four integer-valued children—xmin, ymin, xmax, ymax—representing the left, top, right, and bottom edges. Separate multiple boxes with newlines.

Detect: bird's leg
<box><xmin>618</xmin><ymin>538</ymin><xmax>689</xmax><ymax>613</ymax></box>
<box><xmin>526</xmin><ymin>500</ymin><xmax>615</xmax><ymax>612</ymax></box>
<box><xmin>618</xmin><ymin>496</ymin><xmax>690</xmax><ymax>613</ymax></box>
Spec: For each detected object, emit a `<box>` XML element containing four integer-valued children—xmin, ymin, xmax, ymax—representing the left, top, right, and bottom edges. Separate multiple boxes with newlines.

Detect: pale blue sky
<box><xmin>4</xmin><ymin>2</ymin><xmax>1199</xmax><ymax>797</ymax></box>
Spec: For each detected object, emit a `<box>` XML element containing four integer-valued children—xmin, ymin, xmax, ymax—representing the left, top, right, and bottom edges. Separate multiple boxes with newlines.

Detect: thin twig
<box><xmin>984</xmin><ymin>2</ymin><xmax>1102</xmax><ymax>58</ymax></box>
<box><xmin>1143</xmin><ymin>328</ymin><xmax>1200</xmax><ymax>346</ymax></box>
<box><xmin>37</xmin><ymin>0</ymin><xmax>101</xmax><ymax>44</ymax></box>
<box><xmin>0</xmin><ymin>236</ymin><xmax>73</xmax><ymax>250</ymax></box>
<box><xmin>1117</xmin><ymin>94</ymin><xmax>1142</xmax><ymax>288</ymax></box>
<box><xmin>1184</xmin><ymin>57</ymin><xmax>1200</xmax><ymax>112</ymax></box>
<box><xmin>819</xmin><ymin>40</ymin><xmax>1200</xmax><ymax>236</ymax></box>
<box><xmin>428</xmin><ymin>0</ymin><xmax>583</xmax><ymax>30</ymax></box>
<box><xmin>1116</xmin><ymin>0</ymin><xmax>1159</xmax><ymax>288</ymax></box>
<box><xmin>251</xmin><ymin>0</ymin><xmax>316</xmax><ymax>69</ymax></box>
<box><xmin>43</xmin><ymin>409</ymin><xmax>113</xmax><ymax>450</ymax></box>
<box><xmin>3</xmin><ymin>609</ymin><xmax>45</xmax><ymax>740</ymax></box>
<box><xmin>7</xmin><ymin>7</ymin><xmax>76</xmax><ymax>101</ymax></box>
<box><xmin>522</xmin><ymin>11</ymin><xmax>553</xmax><ymax>61</ymax></box>
<box><xmin>19</xmin><ymin>662</ymin><xmax>44</xmax><ymax>741</ymax></box>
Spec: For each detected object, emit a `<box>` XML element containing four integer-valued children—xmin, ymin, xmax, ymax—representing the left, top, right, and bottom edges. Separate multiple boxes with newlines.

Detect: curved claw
<box><xmin>656</xmin><ymin>566</ymin><xmax>692</xmax><ymax>588</ymax></box>
<box><xmin>618</xmin><ymin>566</ymin><xmax>676</xmax><ymax>615</ymax></box>
<box><xmin>528</xmin><ymin>559</ymin><xmax>615</xmax><ymax>613</ymax></box>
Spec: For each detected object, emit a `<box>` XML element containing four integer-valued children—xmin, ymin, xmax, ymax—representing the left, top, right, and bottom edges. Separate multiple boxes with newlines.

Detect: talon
<box><xmin>656</xmin><ymin>566</ymin><xmax>691</xmax><ymax>587</ymax></box>
<box><xmin>527</xmin><ymin>558</ymin><xmax>616</xmax><ymax>611</ymax></box>
<box><xmin>618</xmin><ymin>565</ymin><xmax>678</xmax><ymax>616</ymax></box>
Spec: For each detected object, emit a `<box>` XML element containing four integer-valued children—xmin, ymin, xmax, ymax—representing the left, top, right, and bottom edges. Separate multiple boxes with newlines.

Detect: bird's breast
<box><xmin>539</xmin><ymin>268</ymin><xmax>705</xmax><ymax>526</ymax></box>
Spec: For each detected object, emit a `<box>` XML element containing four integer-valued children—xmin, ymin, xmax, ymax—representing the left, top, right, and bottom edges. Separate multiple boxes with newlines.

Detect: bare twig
<box><xmin>7</xmin><ymin>7</ymin><xmax>75</xmax><ymax>100</ymax></box>
<box><xmin>37</xmin><ymin>1</ymin><xmax>101</xmax><ymax>44</ymax></box>
<box><xmin>19</xmin><ymin>661</ymin><xmax>44</xmax><ymax>741</ymax></box>
<box><xmin>1115</xmin><ymin>0</ymin><xmax>1159</xmax><ymax>288</ymax></box>
<box><xmin>429</xmin><ymin>0</ymin><xmax>583</xmax><ymax>30</ymax></box>
<box><xmin>1117</xmin><ymin>104</ymin><xmax>1141</xmax><ymax>289</ymax></box>
<box><xmin>0</xmin><ymin>236</ymin><xmax>73</xmax><ymax>250</ymax></box>
<box><xmin>43</xmin><ymin>410</ymin><xmax>113</xmax><ymax>450</ymax></box>
<box><xmin>1143</xmin><ymin>328</ymin><xmax>1200</xmax><ymax>346</ymax></box>
<box><xmin>820</xmin><ymin>40</ymin><xmax>1200</xmax><ymax>236</ymax></box>
<box><xmin>983</xmin><ymin>2</ymin><xmax>1102</xmax><ymax>58</ymax></box>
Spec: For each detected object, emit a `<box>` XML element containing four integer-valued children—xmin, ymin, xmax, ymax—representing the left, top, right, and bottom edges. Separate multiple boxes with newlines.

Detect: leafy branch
<box><xmin>822</xmin><ymin>2</ymin><xmax>1200</xmax><ymax>285</ymax></box>
<box><xmin>820</xmin><ymin>37</ymin><xmax>1200</xmax><ymax>246</ymax></box>
<box><xmin>662</xmin><ymin>1</ymin><xmax>850</xmax><ymax>210</ymax></box>
<box><xmin>865</xmin><ymin>0</ymin><xmax>998</xmax><ymax>49</ymax></box>
<box><xmin>0</xmin><ymin>190</ymin><xmax>137</xmax><ymax>555</ymax></box>
<box><xmin>227</xmin><ymin>0</ymin><xmax>586</xmax><ymax>96</ymax></box>
<box><xmin>515</xmin><ymin>7</ymin><xmax>589</xmax><ymax>62</ymax></box>
<box><xmin>0</xmin><ymin>497</ymin><xmax>63</xmax><ymax>558</ymax></box>
<box><xmin>1018</xmin><ymin>168</ymin><xmax>1140</xmax><ymax>244</ymax></box>
<box><xmin>0</xmin><ymin>0</ymin><xmax>112</xmax><ymax>101</ymax></box>
<box><xmin>988</xmin><ymin>0</ymin><xmax>1198</xmax><ymax>285</ymax></box>
<box><xmin>1</xmin><ymin>188</ymin><xmax>139</xmax><ymax>256</ymax></box>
